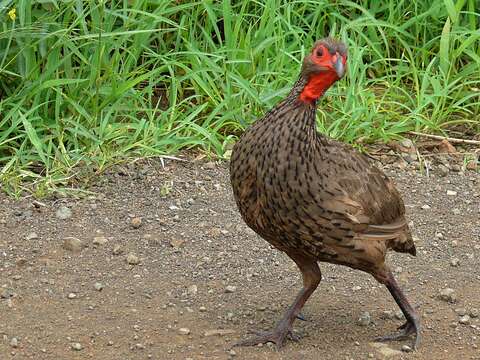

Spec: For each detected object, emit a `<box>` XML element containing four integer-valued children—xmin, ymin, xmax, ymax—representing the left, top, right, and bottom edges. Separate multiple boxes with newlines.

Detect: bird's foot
<box><xmin>296</xmin><ymin>312</ymin><xmax>306</xmax><ymax>321</ymax></box>
<box><xmin>375</xmin><ymin>320</ymin><xmax>421</xmax><ymax>350</ymax></box>
<box><xmin>234</xmin><ymin>326</ymin><xmax>299</xmax><ymax>349</ymax></box>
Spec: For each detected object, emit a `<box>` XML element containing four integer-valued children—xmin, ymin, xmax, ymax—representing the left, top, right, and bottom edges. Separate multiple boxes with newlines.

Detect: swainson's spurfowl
<box><xmin>229</xmin><ymin>38</ymin><xmax>420</xmax><ymax>349</ymax></box>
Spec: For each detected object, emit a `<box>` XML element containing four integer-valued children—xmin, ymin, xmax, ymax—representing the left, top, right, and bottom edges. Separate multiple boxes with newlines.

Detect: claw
<box><xmin>375</xmin><ymin>320</ymin><xmax>421</xmax><ymax>350</ymax></box>
<box><xmin>296</xmin><ymin>312</ymin><xmax>306</xmax><ymax>321</ymax></box>
<box><xmin>234</xmin><ymin>328</ymin><xmax>297</xmax><ymax>349</ymax></box>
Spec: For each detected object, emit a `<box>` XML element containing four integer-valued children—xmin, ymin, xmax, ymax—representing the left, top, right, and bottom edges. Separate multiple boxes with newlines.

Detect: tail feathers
<box><xmin>363</xmin><ymin>219</ymin><xmax>417</xmax><ymax>256</ymax></box>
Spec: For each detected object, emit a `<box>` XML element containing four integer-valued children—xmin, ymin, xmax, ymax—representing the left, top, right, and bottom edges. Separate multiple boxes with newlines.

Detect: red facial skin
<box><xmin>299</xmin><ymin>45</ymin><xmax>347</xmax><ymax>103</ymax></box>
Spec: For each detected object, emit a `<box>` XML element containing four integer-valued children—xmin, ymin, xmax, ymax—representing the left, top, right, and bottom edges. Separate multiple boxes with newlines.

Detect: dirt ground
<box><xmin>1</xmin><ymin>158</ymin><xmax>479</xmax><ymax>360</ymax></box>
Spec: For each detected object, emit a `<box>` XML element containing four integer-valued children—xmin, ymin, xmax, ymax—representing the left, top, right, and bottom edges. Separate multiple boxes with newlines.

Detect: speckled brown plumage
<box><xmin>230</xmin><ymin>38</ymin><xmax>420</xmax><ymax>349</ymax></box>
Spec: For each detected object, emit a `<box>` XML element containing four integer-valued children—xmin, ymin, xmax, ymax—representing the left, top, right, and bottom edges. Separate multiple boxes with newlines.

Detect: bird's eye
<box><xmin>316</xmin><ymin>48</ymin><xmax>323</xmax><ymax>57</ymax></box>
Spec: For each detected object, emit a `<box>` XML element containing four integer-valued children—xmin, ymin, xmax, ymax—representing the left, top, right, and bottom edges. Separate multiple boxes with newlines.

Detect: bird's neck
<box><xmin>289</xmin><ymin>72</ymin><xmax>338</xmax><ymax>104</ymax></box>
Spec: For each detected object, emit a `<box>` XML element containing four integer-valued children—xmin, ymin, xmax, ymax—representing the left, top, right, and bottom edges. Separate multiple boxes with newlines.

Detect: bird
<box><xmin>229</xmin><ymin>37</ymin><xmax>420</xmax><ymax>350</ymax></box>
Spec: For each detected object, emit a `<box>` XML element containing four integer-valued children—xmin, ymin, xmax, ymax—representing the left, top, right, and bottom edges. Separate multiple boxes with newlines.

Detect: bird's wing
<box><xmin>316</xmin><ymin>141</ymin><xmax>416</xmax><ymax>255</ymax></box>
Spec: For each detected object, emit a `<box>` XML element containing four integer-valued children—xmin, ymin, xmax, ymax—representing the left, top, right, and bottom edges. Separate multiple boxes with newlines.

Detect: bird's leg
<box><xmin>235</xmin><ymin>252</ymin><xmax>321</xmax><ymax>349</ymax></box>
<box><xmin>375</xmin><ymin>269</ymin><xmax>421</xmax><ymax>350</ymax></box>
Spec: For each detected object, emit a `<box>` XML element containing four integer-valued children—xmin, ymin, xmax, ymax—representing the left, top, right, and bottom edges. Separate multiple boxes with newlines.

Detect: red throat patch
<box><xmin>299</xmin><ymin>72</ymin><xmax>339</xmax><ymax>103</ymax></box>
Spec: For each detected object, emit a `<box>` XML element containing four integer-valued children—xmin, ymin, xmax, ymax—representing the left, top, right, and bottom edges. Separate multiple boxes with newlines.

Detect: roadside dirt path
<box><xmin>1</xmin><ymin>159</ymin><xmax>479</xmax><ymax>359</ymax></box>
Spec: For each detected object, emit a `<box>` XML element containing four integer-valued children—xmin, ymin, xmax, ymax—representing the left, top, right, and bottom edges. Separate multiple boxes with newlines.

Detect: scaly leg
<box><xmin>375</xmin><ymin>269</ymin><xmax>421</xmax><ymax>350</ymax></box>
<box><xmin>235</xmin><ymin>252</ymin><xmax>321</xmax><ymax>349</ymax></box>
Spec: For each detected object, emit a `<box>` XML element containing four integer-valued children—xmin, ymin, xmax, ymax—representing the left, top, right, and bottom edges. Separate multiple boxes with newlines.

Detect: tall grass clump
<box><xmin>0</xmin><ymin>0</ymin><xmax>479</xmax><ymax>195</ymax></box>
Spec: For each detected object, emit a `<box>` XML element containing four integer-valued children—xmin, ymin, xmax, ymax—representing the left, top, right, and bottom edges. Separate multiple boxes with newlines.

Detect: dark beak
<box><xmin>333</xmin><ymin>56</ymin><xmax>345</xmax><ymax>78</ymax></box>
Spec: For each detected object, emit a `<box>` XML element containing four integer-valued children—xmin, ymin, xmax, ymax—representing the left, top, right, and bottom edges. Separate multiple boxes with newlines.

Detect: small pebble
<box><xmin>187</xmin><ymin>285</ymin><xmax>197</xmax><ymax>296</ymax></box>
<box><xmin>401</xmin><ymin>345</ymin><xmax>412</xmax><ymax>352</ymax></box>
<box><xmin>126</xmin><ymin>253</ymin><xmax>140</xmax><ymax>265</ymax></box>
<box><xmin>71</xmin><ymin>342</ymin><xmax>83</xmax><ymax>351</ymax></box>
<box><xmin>421</xmin><ymin>204</ymin><xmax>431</xmax><ymax>210</ymax></box>
<box><xmin>63</xmin><ymin>237</ymin><xmax>84</xmax><ymax>253</ymax></box>
<box><xmin>131</xmin><ymin>217</ymin><xmax>142</xmax><ymax>229</ymax></box>
<box><xmin>357</xmin><ymin>311</ymin><xmax>371</xmax><ymax>326</ymax></box>
<box><xmin>56</xmin><ymin>205</ymin><xmax>72</xmax><ymax>220</ymax></box>
<box><xmin>93</xmin><ymin>236</ymin><xmax>108</xmax><ymax>245</ymax></box>
<box><xmin>450</xmin><ymin>258</ymin><xmax>460</xmax><ymax>267</ymax></box>
<box><xmin>94</xmin><ymin>282</ymin><xmax>104</xmax><ymax>291</ymax></box>
<box><xmin>178</xmin><ymin>328</ymin><xmax>190</xmax><ymax>335</ymax></box>
<box><xmin>225</xmin><ymin>286</ymin><xmax>237</xmax><ymax>293</ymax></box>
<box><xmin>381</xmin><ymin>310</ymin><xmax>395</xmax><ymax>320</ymax></box>
<box><xmin>470</xmin><ymin>309</ymin><xmax>479</xmax><ymax>318</ymax></box>
<box><xmin>395</xmin><ymin>311</ymin><xmax>405</xmax><ymax>320</ymax></box>
<box><xmin>455</xmin><ymin>308</ymin><xmax>467</xmax><ymax>316</ymax></box>
<box><xmin>26</xmin><ymin>232</ymin><xmax>38</xmax><ymax>240</ymax></box>
<box><xmin>112</xmin><ymin>245</ymin><xmax>123</xmax><ymax>255</ymax></box>
<box><xmin>437</xmin><ymin>164</ymin><xmax>449</xmax><ymax>177</ymax></box>
<box><xmin>446</xmin><ymin>190</ymin><xmax>457</xmax><ymax>196</ymax></box>
<box><xmin>10</xmin><ymin>337</ymin><xmax>18</xmax><ymax>348</ymax></box>
<box><xmin>438</xmin><ymin>288</ymin><xmax>456</xmax><ymax>303</ymax></box>
<box><xmin>459</xmin><ymin>315</ymin><xmax>470</xmax><ymax>325</ymax></box>
<box><xmin>68</xmin><ymin>293</ymin><xmax>77</xmax><ymax>299</ymax></box>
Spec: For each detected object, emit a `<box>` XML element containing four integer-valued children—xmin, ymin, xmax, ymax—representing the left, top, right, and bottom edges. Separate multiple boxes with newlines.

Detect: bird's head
<box><xmin>299</xmin><ymin>38</ymin><xmax>348</xmax><ymax>103</ymax></box>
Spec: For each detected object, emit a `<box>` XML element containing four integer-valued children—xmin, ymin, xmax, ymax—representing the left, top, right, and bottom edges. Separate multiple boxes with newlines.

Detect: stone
<box><xmin>381</xmin><ymin>310</ymin><xmax>395</xmax><ymax>320</ymax></box>
<box><xmin>131</xmin><ymin>217</ymin><xmax>142</xmax><ymax>229</ymax></box>
<box><xmin>371</xmin><ymin>343</ymin><xmax>403</xmax><ymax>358</ymax></box>
<box><xmin>71</xmin><ymin>342</ymin><xmax>83</xmax><ymax>351</ymax></box>
<box><xmin>112</xmin><ymin>245</ymin><xmax>123</xmax><ymax>255</ymax></box>
<box><xmin>446</xmin><ymin>190</ymin><xmax>457</xmax><ymax>196</ymax></box>
<box><xmin>438</xmin><ymin>288</ymin><xmax>457</xmax><ymax>303</ymax></box>
<box><xmin>466</xmin><ymin>159</ymin><xmax>478</xmax><ymax>171</ymax></box>
<box><xmin>94</xmin><ymin>282</ymin><xmax>104</xmax><ymax>291</ymax></box>
<box><xmin>455</xmin><ymin>308</ymin><xmax>467</xmax><ymax>316</ymax></box>
<box><xmin>26</xmin><ymin>232</ymin><xmax>38</xmax><ymax>240</ymax></box>
<box><xmin>225</xmin><ymin>285</ymin><xmax>237</xmax><ymax>293</ymax></box>
<box><xmin>170</xmin><ymin>239</ymin><xmax>185</xmax><ymax>248</ymax></box>
<box><xmin>437</xmin><ymin>164</ymin><xmax>449</xmax><ymax>177</ymax></box>
<box><xmin>357</xmin><ymin>311</ymin><xmax>371</xmax><ymax>326</ymax></box>
<box><xmin>126</xmin><ymin>253</ymin><xmax>140</xmax><ymax>265</ymax></box>
<box><xmin>187</xmin><ymin>285</ymin><xmax>197</xmax><ymax>296</ymax></box>
<box><xmin>470</xmin><ymin>309</ymin><xmax>479</xmax><ymax>318</ymax></box>
<box><xmin>438</xmin><ymin>139</ymin><xmax>456</xmax><ymax>154</ymax></box>
<box><xmin>421</xmin><ymin>204</ymin><xmax>431</xmax><ymax>210</ymax></box>
<box><xmin>450</xmin><ymin>258</ymin><xmax>460</xmax><ymax>267</ymax></box>
<box><xmin>394</xmin><ymin>311</ymin><xmax>405</xmax><ymax>320</ymax></box>
<box><xmin>93</xmin><ymin>236</ymin><xmax>108</xmax><ymax>245</ymax></box>
<box><xmin>459</xmin><ymin>315</ymin><xmax>470</xmax><ymax>325</ymax></box>
<box><xmin>1</xmin><ymin>289</ymin><xmax>13</xmax><ymax>299</ymax></box>
<box><xmin>204</xmin><ymin>329</ymin><xmax>235</xmax><ymax>337</ymax></box>
<box><xmin>400</xmin><ymin>138</ymin><xmax>414</xmax><ymax>150</ymax></box>
<box><xmin>56</xmin><ymin>205</ymin><xmax>72</xmax><ymax>220</ymax></box>
<box><xmin>63</xmin><ymin>237</ymin><xmax>84</xmax><ymax>253</ymax></box>
<box><xmin>10</xmin><ymin>337</ymin><xmax>18</xmax><ymax>348</ymax></box>
<box><xmin>401</xmin><ymin>345</ymin><xmax>412</xmax><ymax>352</ymax></box>
<box><xmin>178</xmin><ymin>328</ymin><xmax>190</xmax><ymax>335</ymax></box>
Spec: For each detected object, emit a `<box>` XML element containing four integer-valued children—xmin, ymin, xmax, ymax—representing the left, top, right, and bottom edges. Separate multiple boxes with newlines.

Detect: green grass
<box><xmin>1</xmin><ymin>0</ymin><xmax>479</xmax><ymax>196</ymax></box>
